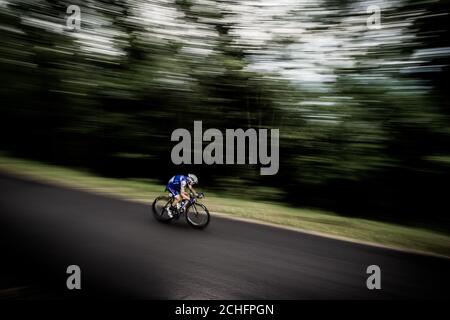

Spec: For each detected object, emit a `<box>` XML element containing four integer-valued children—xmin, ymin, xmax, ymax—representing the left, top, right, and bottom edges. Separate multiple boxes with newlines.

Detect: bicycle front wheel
<box><xmin>185</xmin><ymin>202</ymin><xmax>210</xmax><ymax>229</ymax></box>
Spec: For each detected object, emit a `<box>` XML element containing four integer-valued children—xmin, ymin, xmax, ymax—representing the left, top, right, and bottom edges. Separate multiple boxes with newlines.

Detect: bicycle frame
<box><xmin>152</xmin><ymin>192</ymin><xmax>209</xmax><ymax>228</ymax></box>
<box><xmin>166</xmin><ymin>193</ymin><xmax>198</xmax><ymax>216</ymax></box>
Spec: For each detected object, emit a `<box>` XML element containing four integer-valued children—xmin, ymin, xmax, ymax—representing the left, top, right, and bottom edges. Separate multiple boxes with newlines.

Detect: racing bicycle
<box><xmin>152</xmin><ymin>192</ymin><xmax>210</xmax><ymax>229</ymax></box>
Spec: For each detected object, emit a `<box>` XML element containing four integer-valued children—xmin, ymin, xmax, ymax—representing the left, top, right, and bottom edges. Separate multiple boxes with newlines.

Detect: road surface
<box><xmin>0</xmin><ymin>173</ymin><xmax>448</xmax><ymax>299</ymax></box>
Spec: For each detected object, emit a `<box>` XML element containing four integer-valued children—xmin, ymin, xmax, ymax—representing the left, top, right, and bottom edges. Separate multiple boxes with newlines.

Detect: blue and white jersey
<box><xmin>167</xmin><ymin>175</ymin><xmax>188</xmax><ymax>195</ymax></box>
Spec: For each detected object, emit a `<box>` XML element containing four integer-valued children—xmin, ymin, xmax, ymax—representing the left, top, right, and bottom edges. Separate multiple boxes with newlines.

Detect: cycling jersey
<box><xmin>167</xmin><ymin>175</ymin><xmax>188</xmax><ymax>196</ymax></box>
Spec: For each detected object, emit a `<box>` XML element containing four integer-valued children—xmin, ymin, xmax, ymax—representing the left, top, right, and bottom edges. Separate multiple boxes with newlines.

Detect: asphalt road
<box><xmin>0</xmin><ymin>173</ymin><xmax>449</xmax><ymax>299</ymax></box>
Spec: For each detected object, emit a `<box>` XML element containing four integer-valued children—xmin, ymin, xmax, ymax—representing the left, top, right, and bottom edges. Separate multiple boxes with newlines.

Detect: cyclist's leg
<box><xmin>168</xmin><ymin>185</ymin><xmax>181</xmax><ymax>206</ymax></box>
<box><xmin>166</xmin><ymin>185</ymin><xmax>181</xmax><ymax>217</ymax></box>
<box><xmin>178</xmin><ymin>191</ymin><xmax>191</xmax><ymax>210</ymax></box>
<box><xmin>180</xmin><ymin>191</ymin><xmax>190</xmax><ymax>201</ymax></box>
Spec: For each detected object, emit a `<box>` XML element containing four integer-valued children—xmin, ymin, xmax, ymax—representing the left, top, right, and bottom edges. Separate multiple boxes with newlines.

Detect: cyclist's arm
<box><xmin>188</xmin><ymin>185</ymin><xmax>198</xmax><ymax>197</ymax></box>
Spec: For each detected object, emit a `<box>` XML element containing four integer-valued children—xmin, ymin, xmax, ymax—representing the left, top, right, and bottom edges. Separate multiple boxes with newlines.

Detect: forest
<box><xmin>0</xmin><ymin>0</ymin><xmax>449</xmax><ymax>229</ymax></box>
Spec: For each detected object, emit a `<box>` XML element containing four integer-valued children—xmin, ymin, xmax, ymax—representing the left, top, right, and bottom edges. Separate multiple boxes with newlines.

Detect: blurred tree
<box><xmin>0</xmin><ymin>0</ymin><xmax>449</xmax><ymax>227</ymax></box>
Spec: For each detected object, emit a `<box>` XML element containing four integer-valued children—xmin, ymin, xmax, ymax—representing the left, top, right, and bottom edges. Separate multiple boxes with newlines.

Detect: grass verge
<box><xmin>0</xmin><ymin>153</ymin><xmax>449</xmax><ymax>257</ymax></box>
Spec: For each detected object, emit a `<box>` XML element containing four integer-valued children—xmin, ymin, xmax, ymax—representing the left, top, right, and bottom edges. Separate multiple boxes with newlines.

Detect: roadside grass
<box><xmin>0</xmin><ymin>153</ymin><xmax>449</xmax><ymax>257</ymax></box>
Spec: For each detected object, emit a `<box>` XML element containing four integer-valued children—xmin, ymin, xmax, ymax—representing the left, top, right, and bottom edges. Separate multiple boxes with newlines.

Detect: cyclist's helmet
<box><xmin>187</xmin><ymin>173</ymin><xmax>198</xmax><ymax>185</ymax></box>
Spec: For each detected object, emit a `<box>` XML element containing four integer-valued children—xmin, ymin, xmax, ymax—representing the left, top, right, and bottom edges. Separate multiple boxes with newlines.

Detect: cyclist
<box><xmin>166</xmin><ymin>174</ymin><xmax>201</xmax><ymax>218</ymax></box>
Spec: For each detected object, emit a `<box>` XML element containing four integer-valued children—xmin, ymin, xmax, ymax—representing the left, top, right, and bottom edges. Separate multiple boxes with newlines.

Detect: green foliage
<box><xmin>0</xmin><ymin>0</ymin><xmax>449</xmax><ymax>228</ymax></box>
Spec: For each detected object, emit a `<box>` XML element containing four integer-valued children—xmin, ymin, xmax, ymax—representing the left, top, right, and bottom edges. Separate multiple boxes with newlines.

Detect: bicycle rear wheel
<box><xmin>152</xmin><ymin>196</ymin><xmax>174</xmax><ymax>223</ymax></box>
<box><xmin>185</xmin><ymin>202</ymin><xmax>210</xmax><ymax>229</ymax></box>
